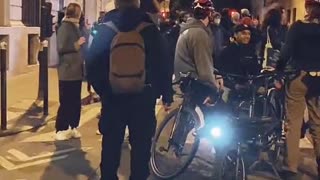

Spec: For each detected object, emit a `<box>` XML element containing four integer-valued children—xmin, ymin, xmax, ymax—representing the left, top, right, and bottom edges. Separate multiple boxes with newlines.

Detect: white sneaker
<box><xmin>55</xmin><ymin>130</ymin><xmax>72</xmax><ymax>141</ymax></box>
<box><xmin>71</xmin><ymin>128</ymin><xmax>82</xmax><ymax>138</ymax></box>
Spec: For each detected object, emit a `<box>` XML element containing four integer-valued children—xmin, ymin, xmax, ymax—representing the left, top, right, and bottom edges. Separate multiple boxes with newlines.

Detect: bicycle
<box><xmin>214</xmin><ymin>70</ymin><xmax>297</xmax><ymax>180</ymax></box>
<box><xmin>150</xmin><ymin>72</ymin><xmax>220</xmax><ymax>179</ymax></box>
<box><xmin>150</xmin><ymin>70</ymin><xmax>296</xmax><ymax>180</ymax></box>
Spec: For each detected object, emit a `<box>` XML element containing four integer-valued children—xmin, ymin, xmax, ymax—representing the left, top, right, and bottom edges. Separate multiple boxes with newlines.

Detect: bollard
<box><xmin>39</xmin><ymin>40</ymin><xmax>49</xmax><ymax>116</ymax></box>
<box><xmin>0</xmin><ymin>41</ymin><xmax>7</xmax><ymax>130</ymax></box>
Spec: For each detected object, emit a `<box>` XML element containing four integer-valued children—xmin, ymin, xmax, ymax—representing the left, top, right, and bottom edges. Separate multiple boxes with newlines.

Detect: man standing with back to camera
<box><xmin>85</xmin><ymin>0</ymin><xmax>173</xmax><ymax>179</ymax></box>
<box><xmin>278</xmin><ymin>0</ymin><xmax>320</xmax><ymax>179</ymax></box>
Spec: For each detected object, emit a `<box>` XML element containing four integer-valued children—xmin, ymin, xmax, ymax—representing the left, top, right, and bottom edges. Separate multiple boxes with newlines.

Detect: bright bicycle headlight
<box><xmin>210</xmin><ymin>127</ymin><xmax>222</xmax><ymax>138</ymax></box>
<box><xmin>203</xmin><ymin>113</ymin><xmax>233</xmax><ymax>146</ymax></box>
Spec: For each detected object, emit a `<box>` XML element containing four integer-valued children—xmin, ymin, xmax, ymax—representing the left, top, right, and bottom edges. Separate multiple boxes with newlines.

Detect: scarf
<box><xmin>63</xmin><ymin>17</ymin><xmax>80</xmax><ymax>27</ymax></box>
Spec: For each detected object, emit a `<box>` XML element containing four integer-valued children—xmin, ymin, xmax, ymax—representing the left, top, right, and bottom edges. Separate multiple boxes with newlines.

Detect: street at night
<box><xmin>1</xmin><ymin>0</ymin><xmax>320</xmax><ymax>180</ymax></box>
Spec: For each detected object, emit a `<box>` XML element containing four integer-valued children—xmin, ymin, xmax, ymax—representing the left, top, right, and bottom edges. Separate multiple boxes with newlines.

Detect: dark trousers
<box><xmin>99</xmin><ymin>90</ymin><xmax>156</xmax><ymax>180</ymax></box>
<box><xmin>56</xmin><ymin>80</ymin><xmax>82</xmax><ymax>132</ymax></box>
<box><xmin>285</xmin><ymin>71</ymin><xmax>320</xmax><ymax>173</ymax></box>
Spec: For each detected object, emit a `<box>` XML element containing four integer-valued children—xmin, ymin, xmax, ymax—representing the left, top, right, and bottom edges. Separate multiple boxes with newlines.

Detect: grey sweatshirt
<box><xmin>174</xmin><ymin>18</ymin><xmax>217</xmax><ymax>88</ymax></box>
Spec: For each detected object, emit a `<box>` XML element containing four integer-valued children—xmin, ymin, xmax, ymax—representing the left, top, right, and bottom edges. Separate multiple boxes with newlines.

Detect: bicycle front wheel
<box><xmin>150</xmin><ymin>106</ymin><xmax>201</xmax><ymax>179</ymax></box>
<box><xmin>220</xmin><ymin>149</ymin><xmax>246</xmax><ymax>180</ymax></box>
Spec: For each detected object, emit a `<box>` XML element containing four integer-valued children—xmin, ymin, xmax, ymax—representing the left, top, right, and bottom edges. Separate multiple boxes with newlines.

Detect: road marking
<box><xmin>0</xmin><ymin>156</ymin><xmax>15</xmax><ymax>170</ymax></box>
<box><xmin>4</xmin><ymin>155</ymin><xmax>68</xmax><ymax>171</ymax></box>
<box><xmin>21</xmin><ymin>107</ymin><xmax>100</xmax><ymax>143</ymax></box>
<box><xmin>7</xmin><ymin>149</ymin><xmax>30</xmax><ymax>161</ymax></box>
<box><xmin>7</xmin><ymin>147</ymin><xmax>92</xmax><ymax>162</ymax></box>
<box><xmin>0</xmin><ymin>147</ymin><xmax>93</xmax><ymax>170</ymax></box>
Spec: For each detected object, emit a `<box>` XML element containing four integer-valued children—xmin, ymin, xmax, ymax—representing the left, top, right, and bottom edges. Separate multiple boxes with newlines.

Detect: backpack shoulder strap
<box><xmin>135</xmin><ymin>22</ymin><xmax>153</xmax><ymax>32</ymax></box>
<box><xmin>103</xmin><ymin>21</ymin><xmax>119</xmax><ymax>33</ymax></box>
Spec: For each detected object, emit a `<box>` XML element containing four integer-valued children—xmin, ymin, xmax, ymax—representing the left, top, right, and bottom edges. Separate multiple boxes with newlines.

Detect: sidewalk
<box><xmin>0</xmin><ymin>68</ymin><xmax>92</xmax><ymax>137</ymax></box>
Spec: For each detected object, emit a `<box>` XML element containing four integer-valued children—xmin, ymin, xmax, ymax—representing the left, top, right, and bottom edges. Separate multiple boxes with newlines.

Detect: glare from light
<box><xmin>210</xmin><ymin>127</ymin><xmax>221</xmax><ymax>138</ymax></box>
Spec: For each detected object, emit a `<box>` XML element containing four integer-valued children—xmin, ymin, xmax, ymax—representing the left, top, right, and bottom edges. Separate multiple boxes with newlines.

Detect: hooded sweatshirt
<box><xmin>174</xmin><ymin>17</ymin><xmax>217</xmax><ymax>89</ymax></box>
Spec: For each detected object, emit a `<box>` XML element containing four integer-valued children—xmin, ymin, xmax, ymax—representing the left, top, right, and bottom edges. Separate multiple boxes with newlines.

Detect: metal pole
<box><xmin>0</xmin><ymin>41</ymin><xmax>7</xmax><ymax>130</ymax></box>
<box><xmin>40</xmin><ymin>40</ymin><xmax>49</xmax><ymax>116</ymax></box>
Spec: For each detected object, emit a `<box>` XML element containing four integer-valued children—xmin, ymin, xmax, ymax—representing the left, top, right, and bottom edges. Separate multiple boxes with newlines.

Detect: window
<box><xmin>287</xmin><ymin>9</ymin><xmax>291</xmax><ymax>24</ymax></box>
<box><xmin>293</xmin><ymin>8</ymin><xmax>297</xmax><ymax>22</ymax></box>
<box><xmin>22</xmin><ymin>0</ymin><xmax>41</xmax><ymax>27</ymax></box>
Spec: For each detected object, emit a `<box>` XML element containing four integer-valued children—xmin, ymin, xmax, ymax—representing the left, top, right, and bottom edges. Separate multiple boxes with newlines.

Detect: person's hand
<box><xmin>77</xmin><ymin>37</ymin><xmax>86</xmax><ymax>46</ymax></box>
<box><xmin>203</xmin><ymin>96</ymin><xmax>215</xmax><ymax>106</ymax></box>
<box><xmin>216</xmin><ymin>78</ymin><xmax>224</xmax><ymax>90</ymax></box>
<box><xmin>163</xmin><ymin>102</ymin><xmax>172</xmax><ymax>112</ymax></box>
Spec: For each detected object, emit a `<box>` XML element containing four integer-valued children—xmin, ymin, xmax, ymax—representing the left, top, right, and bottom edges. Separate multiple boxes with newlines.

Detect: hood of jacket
<box><xmin>103</xmin><ymin>7</ymin><xmax>153</xmax><ymax>32</ymax></box>
<box><xmin>179</xmin><ymin>17</ymin><xmax>211</xmax><ymax>35</ymax></box>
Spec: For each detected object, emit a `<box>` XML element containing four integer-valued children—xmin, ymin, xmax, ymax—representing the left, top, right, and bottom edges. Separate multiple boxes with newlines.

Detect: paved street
<box><xmin>0</xmin><ymin>68</ymin><xmax>91</xmax><ymax>136</ymax></box>
<box><xmin>0</xmin><ymin>101</ymin><xmax>318</xmax><ymax>180</ymax></box>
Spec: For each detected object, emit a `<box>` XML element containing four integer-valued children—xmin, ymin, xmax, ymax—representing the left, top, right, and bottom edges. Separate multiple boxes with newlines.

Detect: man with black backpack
<box><xmin>85</xmin><ymin>0</ymin><xmax>173</xmax><ymax>179</ymax></box>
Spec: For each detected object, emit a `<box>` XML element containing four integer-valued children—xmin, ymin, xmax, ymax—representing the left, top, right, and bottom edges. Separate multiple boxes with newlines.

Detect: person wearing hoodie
<box><xmin>277</xmin><ymin>0</ymin><xmax>320</xmax><ymax>178</ymax></box>
<box><xmin>174</xmin><ymin>0</ymin><xmax>223</xmax><ymax>111</ymax></box>
<box><xmin>210</xmin><ymin>12</ymin><xmax>226</xmax><ymax>60</ymax></box>
<box><xmin>85</xmin><ymin>0</ymin><xmax>173</xmax><ymax>179</ymax></box>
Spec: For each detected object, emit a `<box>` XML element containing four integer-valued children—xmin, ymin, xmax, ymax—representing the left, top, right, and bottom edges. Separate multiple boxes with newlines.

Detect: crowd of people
<box><xmin>53</xmin><ymin>0</ymin><xmax>320</xmax><ymax>179</ymax></box>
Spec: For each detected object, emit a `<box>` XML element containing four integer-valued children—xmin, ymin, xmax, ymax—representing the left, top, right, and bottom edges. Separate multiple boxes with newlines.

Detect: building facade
<box><xmin>280</xmin><ymin>0</ymin><xmax>305</xmax><ymax>23</ymax></box>
<box><xmin>0</xmin><ymin>0</ymin><xmax>114</xmax><ymax>77</ymax></box>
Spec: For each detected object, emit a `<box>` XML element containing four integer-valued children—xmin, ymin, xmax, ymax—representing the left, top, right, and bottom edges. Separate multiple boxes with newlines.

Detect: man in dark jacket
<box><xmin>85</xmin><ymin>0</ymin><xmax>173</xmax><ymax>179</ymax></box>
<box><xmin>277</xmin><ymin>1</ymin><xmax>320</xmax><ymax>178</ymax></box>
<box><xmin>216</xmin><ymin>24</ymin><xmax>261</xmax><ymax>102</ymax></box>
<box><xmin>216</xmin><ymin>24</ymin><xmax>261</xmax><ymax>77</ymax></box>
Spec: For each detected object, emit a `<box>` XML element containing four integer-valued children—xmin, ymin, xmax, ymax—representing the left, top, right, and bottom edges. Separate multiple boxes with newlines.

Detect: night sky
<box><xmin>214</xmin><ymin>0</ymin><xmax>252</xmax><ymax>11</ymax></box>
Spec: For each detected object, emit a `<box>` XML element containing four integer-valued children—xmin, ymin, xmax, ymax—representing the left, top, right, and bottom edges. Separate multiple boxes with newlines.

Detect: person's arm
<box><xmin>57</xmin><ymin>24</ymin><xmax>81</xmax><ymax>55</ymax></box>
<box><xmin>143</xmin><ymin>24</ymin><xmax>173</xmax><ymax>104</ymax></box>
<box><xmin>85</xmin><ymin>24</ymin><xmax>114</xmax><ymax>96</ymax></box>
<box><xmin>189</xmin><ymin>29</ymin><xmax>217</xmax><ymax>88</ymax></box>
<box><xmin>269</xmin><ymin>27</ymin><xmax>282</xmax><ymax>50</ymax></box>
<box><xmin>278</xmin><ymin>22</ymin><xmax>299</xmax><ymax>71</ymax></box>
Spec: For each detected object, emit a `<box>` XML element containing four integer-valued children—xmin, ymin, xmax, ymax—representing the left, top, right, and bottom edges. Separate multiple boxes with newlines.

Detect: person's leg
<box><xmin>285</xmin><ymin>73</ymin><xmax>308</xmax><ymax>173</ymax></box>
<box><xmin>100</xmin><ymin>101</ymin><xmax>127</xmax><ymax>180</ymax></box>
<box><xmin>128</xmin><ymin>93</ymin><xmax>156</xmax><ymax>180</ymax></box>
<box><xmin>305</xmin><ymin>77</ymin><xmax>320</xmax><ymax>176</ymax></box>
<box><xmin>69</xmin><ymin>80</ymin><xmax>82</xmax><ymax>129</ymax></box>
<box><xmin>56</xmin><ymin>81</ymin><xmax>71</xmax><ymax>132</ymax></box>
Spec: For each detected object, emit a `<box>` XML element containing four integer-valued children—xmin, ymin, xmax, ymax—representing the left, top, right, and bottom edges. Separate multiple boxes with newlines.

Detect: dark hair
<box><xmin>306</xmin><ymin>3</ymin><xmax>320</xmax><ymax>21</ymax></box>
<box><xmin>65</xmin><ymin>3</ymin><xmax>81</xmax><ymax>18</ymax></box>
<box><xmin>79</xmin><ymin>13</ymin><xmax>85</xmax><ymax>29</ymax></box>
<box><xmin>262</xmin><ymin>8</ymin><xmax>282</xmax><ymax>30</ymax></box>
<box><xmin>194</xmin><ymin>8</ymin><xmax>208</xmax><ymax>20</ymax></box>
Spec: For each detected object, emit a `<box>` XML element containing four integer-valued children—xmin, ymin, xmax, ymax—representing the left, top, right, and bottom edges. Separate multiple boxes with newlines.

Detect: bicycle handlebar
<box><xmin>214</xmin><ymin>69</ymin><xmax>298</xmax><ymax>81</ymax></box>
